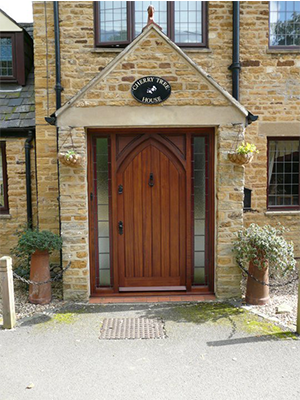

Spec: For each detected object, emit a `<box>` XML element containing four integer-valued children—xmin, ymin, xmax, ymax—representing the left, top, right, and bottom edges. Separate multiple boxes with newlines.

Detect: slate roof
<box><xmin>0</xmin><ymin>69</ymin><xmax>35</xmax><ymax>130</ymax></box>
<box><xmin>19</xmin><ymin>23</ymin><xmax>33</xmax><ymax>39</ymax></box>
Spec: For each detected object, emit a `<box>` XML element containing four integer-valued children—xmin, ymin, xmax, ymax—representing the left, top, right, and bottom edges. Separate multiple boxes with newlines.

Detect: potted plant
<box><xmin>233</xmin><ymin>224</ymin><xmax>296</xmax><ymax>305</ymax></box>
<box><xmin>12</xmin><ymin>228</ymin><xmax>62</xmax><ymax>305</ymax></box>
<box><xmin>58</xmin><ymin>150</ymin><xmax>83</xmax><ymax>166</ymax></box>
<box><xmin>228</xmin><ymin>142</ymin><xmax>259</xmax><ymax>165</ymax></box>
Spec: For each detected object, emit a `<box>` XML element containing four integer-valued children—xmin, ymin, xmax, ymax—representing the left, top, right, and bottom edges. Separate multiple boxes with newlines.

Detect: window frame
<box><xmin>0</xmin><ymin>142</ymin><xmax>9</xmax><ymax>215</ymax></box>
<box><xmin>94</xmin><ymin>1</ymin><xmax>208</xmax><ymax>48</ymax></box>
<box><xmin>267</xmin><ymin>137</ymin><xmax>300</xmax><ymax>211</ymax></box>
<box><xmin>0</xmin><ymin>33</ymin><xmax>17</xmax><ymax>82</ymax></box>
<box><xmin>268</xmin><ymin>1</ymin><xmax>300</xmax><ymax>50</ymax></box>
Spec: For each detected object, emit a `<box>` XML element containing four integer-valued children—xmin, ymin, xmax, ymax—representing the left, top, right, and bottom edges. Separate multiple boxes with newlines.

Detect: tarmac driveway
<box><xmin>1</xmin><ymin>302</ymin><xmax>300</xmax><ymax>400</ymax></box>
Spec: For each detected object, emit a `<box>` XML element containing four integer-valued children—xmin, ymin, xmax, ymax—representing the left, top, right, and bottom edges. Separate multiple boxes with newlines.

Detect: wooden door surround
<box><xmin>88</xmin><ymin>128</ymin><xmax>215</xmax><ymax>297</ymax></box>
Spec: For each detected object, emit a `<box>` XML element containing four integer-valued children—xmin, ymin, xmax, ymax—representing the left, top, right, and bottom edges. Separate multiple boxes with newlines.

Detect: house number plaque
<box><xmin>131</xmin><ymin>76</ymin><xmax>171</xmax><ymax>104</ymax></box>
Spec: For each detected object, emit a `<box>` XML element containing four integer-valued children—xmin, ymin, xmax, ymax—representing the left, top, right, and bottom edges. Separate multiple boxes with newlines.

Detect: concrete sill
<box><xmin>0</xmin><ymin>214</ymin><xmax>12</xmax><ymax>219</ymax></box>
<box><xmin>91</xmin><ymin>47</ymin><xmax>213</xmax><ymax>54</ymax></box>
<box><xmin>183</xmin><ymin>48</ymin><xmax>212</xmax><ymax>54</ymax></box>
<box><xmin>265</xmin><ymin>210</ymin><xmax>300</xmax><ymax>216</ymax></box>
<box><xmin>91</xmin><ymin>48</ymin><xmax>123</xmax><ymax>53</ymax></box>
<box><xmin>266</xmin><ymin>49</ymin><xmax>300</xmax><ymax>54</ymax></box>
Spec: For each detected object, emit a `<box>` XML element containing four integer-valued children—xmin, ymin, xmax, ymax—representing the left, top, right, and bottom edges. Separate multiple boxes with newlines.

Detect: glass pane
<box><xmin>193</xmin><ymin>137</ymin><xmax>207</xmax><ymax>285</ymax></box>
<box><xmin>194</xmin><ymin>268</ymin><xmax>205</xmax><ymax>284</ymax></box>
<box><xmin>269</xmin><ymin>1</ymin><xmax>300</xmax><ymax>46</ymax></box>
<box><xmin>134</xmin><ymin>1</ymin><xmax>167</xmax><ymax>37</ymax></box>
<box><xmin>174</xmin><ymin>1</ymin><xmax>203</xmax><ymax>43</ymax></box>
<box><xmin>99</xmin><ymin>270</ymin><xmax>111</xmax><ymax>286</ymax></box>
<box><xmin>96</xmin><ymin>138</ymin><xmax>111</xmax><ymax>286</ymax></box>
<box><xmin>99</xmin><ymin>1</ymin><xmax>127</xmax><ymax>43</ymax></box>
<box><xmin>268</xmin><ymin>140</ymin><xmax>299</xmax><ymax>207</ymax></box>
<box><xmin>0</xmin><ymin>37</ymin><xmax>13</xmax><ymax>76</ymax></box>
<box><xmin>0</xmin><ymin>150</ymin><xmax>4</xmax><ymax>207</ymax></box>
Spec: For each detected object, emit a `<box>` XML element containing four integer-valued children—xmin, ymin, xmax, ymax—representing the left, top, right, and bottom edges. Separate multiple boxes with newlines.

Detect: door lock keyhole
<box><xmin>149</xmin><ymin>172</ymin><xmax>154</xmax><ymax>187</ymax></box>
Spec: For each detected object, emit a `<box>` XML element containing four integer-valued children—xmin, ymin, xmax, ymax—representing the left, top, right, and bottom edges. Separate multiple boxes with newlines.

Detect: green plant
<box><xmin>233</xmin><ymin>224</ymin><xmax>296</xmax><ymax>274</ymax></box>
<box><xmin>236</xmin><ymin>142</ymin><xmax>259</xmax><ymax>155</ymax></box>
<box><xmin>65</xmin><ymin>150</ymin><xmax>76</xmax><ymax>160</ymax></box>
<box><xmin>11</xmin><ymin>228</ymin><xmax>62</xmax><ymax>267</ymax></box>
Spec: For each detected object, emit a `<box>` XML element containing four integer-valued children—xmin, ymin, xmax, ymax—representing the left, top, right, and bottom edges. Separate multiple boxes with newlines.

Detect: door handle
<box><xmin>149</xmin><ymin>172</ymin><xmax>154</xmax><ymax>187</ymax></box>
<box><xmin>118</xmin><ymin>221</ymin><xmax>123</xmax><ymax>235</ymax></box>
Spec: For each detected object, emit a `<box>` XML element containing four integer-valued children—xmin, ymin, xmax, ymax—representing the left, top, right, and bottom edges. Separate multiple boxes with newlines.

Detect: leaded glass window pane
<box><xmin>174</xmin><ymin>1</ymin><xmax>203</xmax><ymax>43</ymax></box>
<box><xmin>268</xmin><ymin>140</ymin><xmax>300</xmax><ymax>207</ymax></box>
<box><xmin>0</xmin><ymin>37</ymin><xmax>13</xmax><ymax>76</ymax></box>
<box><xmin>270</xmin><ymin>1</ymin><xmax>300</xmax><ymax>46</ymax></box>
<box><xmin>99</xmin><ymin>1</ymin><xmax>128</xmax><ymax>43</ymax></box>
<box><xmin>134</xmin><ymin>1</ymin><xmax>168</xmax><ymax>37</ymax></box>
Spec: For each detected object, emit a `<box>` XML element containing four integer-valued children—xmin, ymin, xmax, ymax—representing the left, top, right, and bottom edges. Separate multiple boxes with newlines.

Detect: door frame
<box><xmin>87</xmin><ymin>128</ymin><xmax>215</xmax><ymax>297</ymax></box>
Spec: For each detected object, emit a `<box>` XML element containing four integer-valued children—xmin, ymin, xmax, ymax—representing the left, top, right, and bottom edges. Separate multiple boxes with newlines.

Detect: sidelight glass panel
<box><xmin>193</xmin><ymin>137</ymin><xmax>207</xmax><ymax>285</ymax></box>
<box><xmin>95</xmin><ymin>137</ymin><xmax>111</xmax><ymax>286</ymax></box>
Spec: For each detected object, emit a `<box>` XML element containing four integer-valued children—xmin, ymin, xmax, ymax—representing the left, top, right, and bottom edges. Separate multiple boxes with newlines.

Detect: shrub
<box><xmin>233</xmin><ymin>223</ymin><xmax>296</xmax><ymax>275</ymax></box>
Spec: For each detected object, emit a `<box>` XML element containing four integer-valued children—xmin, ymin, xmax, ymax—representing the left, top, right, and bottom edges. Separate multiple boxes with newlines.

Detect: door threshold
<box><xmin>119</xmin><ymin>286</ymin><xmax>187</xmax><ymax>292</ymax></box>
<box><xmin>89</xmin><ymin>293</ymin><xmax>216</xmax><ymax>304</ymax></box>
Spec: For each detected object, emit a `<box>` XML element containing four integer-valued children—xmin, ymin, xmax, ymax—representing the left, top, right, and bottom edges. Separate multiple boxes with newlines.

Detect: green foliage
<box><xmin>233</xmin><ymin>224</ymin><xmax>296</xmax><ymax>274</ymax></box>
<box><xmin>236</xmin><ymin>142</ymin><xmax>259</xmax><ymax>155</ymax></box>
<box><xmin>65</xmin><ymin>150</ymin><xmax>76</xmax><ymax>160</ymax></box>
<box><xmin>11</xmin><ymin>228</ymin><xmax>62</xmax><ymax>268</ymax></box>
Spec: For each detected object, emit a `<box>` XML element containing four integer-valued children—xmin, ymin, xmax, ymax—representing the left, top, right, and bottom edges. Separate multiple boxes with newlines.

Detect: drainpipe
<box><xmin>53</xmin><ymin>1</ymin><xmax>63</xmax><ymax>266</ymax></box>
<box><xmin>229</xmin><ymin>1</ymin><xmax>241</xmax><ymax>101</ymax></box>
<box><xmin>25</xmin><ymin>130</ymin><xmax>34</xmax><ymax>228</ymax></box>
<box><xmin>54</xmin><ymin>1</ymin><xmax>63</xmax><ymax>109</ymax></box>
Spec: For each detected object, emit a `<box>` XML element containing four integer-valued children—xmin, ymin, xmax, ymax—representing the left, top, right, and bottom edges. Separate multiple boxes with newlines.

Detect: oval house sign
<box><xmin>131</xmin><ymin>76</ymin><xmax>171</xmax><ymax>105</ymax></box>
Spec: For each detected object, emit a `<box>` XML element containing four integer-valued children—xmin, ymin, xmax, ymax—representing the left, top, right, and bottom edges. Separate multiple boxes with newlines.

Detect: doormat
<box><xmin>99</xmin><ymin>317</ymin><xmax>166</xmax><ymax>340</ymax></box>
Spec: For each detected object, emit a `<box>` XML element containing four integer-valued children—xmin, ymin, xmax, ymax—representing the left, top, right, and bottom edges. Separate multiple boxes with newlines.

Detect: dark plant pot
<box><xmin>28</xmin><ymin>250</ymin><xmax>51</xmax><ymax>305</ymax></box>
<box><xmin>245</xmin><ymin>260</ymin><xmax>270</xmax><ymax>305</ymax></box>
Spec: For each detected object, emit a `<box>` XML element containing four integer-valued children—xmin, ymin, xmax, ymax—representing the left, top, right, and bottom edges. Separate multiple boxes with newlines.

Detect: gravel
<box><xmin>241</xmin><ymin>269</ymin><xmax>299</xmax><ymax>330</ymax></box>
<box><xmin>0</xmin><ymin>281</ymin><xmax>67</xmax><ymax>321</ymax></box>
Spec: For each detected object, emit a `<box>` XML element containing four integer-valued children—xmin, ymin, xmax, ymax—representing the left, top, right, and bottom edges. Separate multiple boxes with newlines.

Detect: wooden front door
<box><xmin>117</xmin><ymin>136</ymin><xmax>186</xmax><ymax>290</ymax></box>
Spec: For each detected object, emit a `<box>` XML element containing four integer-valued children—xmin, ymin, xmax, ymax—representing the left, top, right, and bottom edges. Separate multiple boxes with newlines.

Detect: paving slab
<box><xmin>0</xmin><ymin>302</ymin><xmax>300</xmax><ymax>400</ymax></box>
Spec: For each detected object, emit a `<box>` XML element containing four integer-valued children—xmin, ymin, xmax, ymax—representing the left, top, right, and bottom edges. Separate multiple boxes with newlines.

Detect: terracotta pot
<box><xmin>28</xmin><ymin>250</ymin><xmax>51</xmax><ymax>305</ymax></box>
<box><xmin>245</xmin><ymin>260</ymin><xmax>270</xmax><ymax>305</ymax></box>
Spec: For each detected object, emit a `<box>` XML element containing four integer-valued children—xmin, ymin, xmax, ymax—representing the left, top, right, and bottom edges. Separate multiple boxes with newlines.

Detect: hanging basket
<box><xmin>58</xmin><ymin>152</ymin><xmax>83</xmax><ymax>167</ymax></box>
<box><xmin>228</xmin><ymin>152</ymin><xmax>254</xmax><ymax>166</ymax></box>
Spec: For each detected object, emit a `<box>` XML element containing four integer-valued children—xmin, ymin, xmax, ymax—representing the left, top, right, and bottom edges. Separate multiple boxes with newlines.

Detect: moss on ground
<box><xmin>50</xmin><ymin>312</ymin><xmax>77</xmax><ymax>325</ymax></box>
<box><xmin>172</xmin><ymin>303</ymin><xmax>298</xmax><ymax>339</ymax></box>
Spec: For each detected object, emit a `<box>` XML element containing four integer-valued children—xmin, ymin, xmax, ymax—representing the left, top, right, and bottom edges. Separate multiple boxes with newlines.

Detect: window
<box><xmin>269</xmin><ymin>1</ymin><xmax>300</xmax><ymax>47</ymax></box>
<box><xmin>0</xmin><ymin>34</ymin><xmax>16</xmax><ymax>80</ymax></box>
<box><xmin>268</xmin><ymin>138</ymin><xmax>300</xmax><ymax>209</ymax></box>
<box><xmin>94</xmin><ymin>1</ymin><xmax>208</xmax><ymax>48</ymax></box>
<box><xmin>0</xmin><ymin>142</ymin><xmax>9</xmax><ymax>214</ymax></box>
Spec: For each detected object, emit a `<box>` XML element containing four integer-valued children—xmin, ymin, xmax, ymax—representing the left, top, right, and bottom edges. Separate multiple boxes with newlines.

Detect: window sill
<box><xmin>91</xmin><ymin>48</ymin><xmax>123</xmax><ymax>54</ymax></box>
<box><xmin>266</xmin><ymin>48</ymin><xmax>300</xmax><ymax>54</ymax></box>
<box><xmin>0</xmin><ymin>214</ymin><xmax>11</xmax><ymax>219</ymax></box>
<box><xmin>265</xmin><ymin>210</ymin><xmax>300</xmax><ymax>216</ymax></box>
<box><xmin>91</xmin><ymin>47</ymin><xmax>213</xmax><ymax>54</ymax></box>
<box><xmin>183</xmin><ymin>48</ymin><xmax>212</xmax><ymax>54</ymax></box>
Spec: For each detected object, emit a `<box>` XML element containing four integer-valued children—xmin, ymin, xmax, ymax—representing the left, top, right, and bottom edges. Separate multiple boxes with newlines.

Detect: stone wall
<box><xmin>58</xmin><ymin>128</ymin><xmax>89</xmax><ymax>301</ymax></box>
<box><xmin>0</xmin><ymin>138</ymin><xmax>37</xmax><ymax>257</ymax></box>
